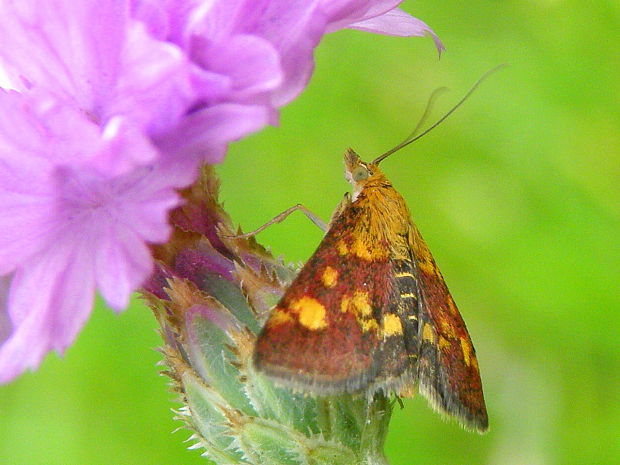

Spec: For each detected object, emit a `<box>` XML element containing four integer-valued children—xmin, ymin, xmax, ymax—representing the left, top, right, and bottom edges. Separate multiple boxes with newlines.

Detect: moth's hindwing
<box><xmin>409</xmin><ymin>225</ymin><xmax>489</xmax><ymax>432</ymax></box>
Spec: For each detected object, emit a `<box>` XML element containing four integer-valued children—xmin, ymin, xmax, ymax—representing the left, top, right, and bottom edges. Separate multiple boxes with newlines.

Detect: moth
<box><xmin>252</xmin><ymin>72</ymin><xmax>498</xmax><ymax>432</ymax></box>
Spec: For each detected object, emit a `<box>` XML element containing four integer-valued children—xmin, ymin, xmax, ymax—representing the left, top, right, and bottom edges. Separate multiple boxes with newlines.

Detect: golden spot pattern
<box><xmin>417</xmin><ymin>258</ymin><xmax>436</xmax><ymax>274</ymax></box>
<box><xmin>340</xmin><ymin>291</ymin><xmax>378</xmax><ymax>333</ymax></box>
<box><xmin>337</xmin><ymin>240</ymin><xmax>349</xmax><ymax>256</ymax></box>
<box><xmin>394</xmin><ymin>271</ymin><xmax>415</xmax><ymax>278</ymax></box>
<box><xmin>382</xmin><ymin>314</ymin><xmax>403</xmax><ymax>337</ymax></box>
<box><xmin>460</xmin><ymin>336</ymin><xmax>473</xmax><ymax>367</ymax></box>
<box><xmin>447</xmin><ymin>297</ymin><xmax>458</xmax><ymax>315</ymax></box>
<box><xmin>321</xmin><ymin>266</ymin><xmax>339</xmax><ymax>288</ymax></box>
<box><xmin>360</xmin><ymin>319</ymin><xmax>379</xmax><ymax>332</ymax></box>
<box><xmin>439</xmin><ymin>317</ymin><xmax>457</xmax><ymax>339</ymax></box>
<box><xmin>291</xmin><ymin>297</ymin><xmax>328</xmax><ymax>331</ymax></box>
<box><xmin>422</xmin><ymin>323</ymin><xmax>436</xmax><ymax>344</ymax></box>
<box><xmin>351</xmin><ymin>238</ymin><xmax>372</xmax><ymax>260</ymax></box>
<box><xmin>349</xmin><ymin>237</ymin><xmax>389</xmax><ymax>261</ymax></box>
<box><xmin>439</xmin><ymin>336</ymin><xmax>451</xmax><ymax>351</ymax></box>
<box><xmin>352</xmin><ymin>290</ymin><xmax>372</xmax><ymax>317</ymax></box>
<box><xmin>266</xmin><ymin>308</ymin><xmax>294</xmax><ymax>328</ymax></box>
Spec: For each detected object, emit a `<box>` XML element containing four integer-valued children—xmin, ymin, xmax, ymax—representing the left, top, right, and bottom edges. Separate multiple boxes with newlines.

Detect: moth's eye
<box><xmin>352</xmin><ymin>165</ymin><xmax>370</xmax><ymax>181</ymax></box>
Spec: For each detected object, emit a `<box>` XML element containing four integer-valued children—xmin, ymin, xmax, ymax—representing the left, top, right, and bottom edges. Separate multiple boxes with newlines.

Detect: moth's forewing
<box><xmin>253</xmin><ymin>198</ymin><xmax>406</xmax><ymax>394</ymax></box>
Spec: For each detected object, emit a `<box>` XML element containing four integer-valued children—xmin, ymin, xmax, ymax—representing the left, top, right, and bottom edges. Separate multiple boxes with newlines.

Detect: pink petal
<box><xmin>0</xmin><ymin>1</ymin><xmax>195</xmax><ymax>139</ymax></box>
<box><xmin>191</xmin><ymin>34</ymin><xmax>283</xmax><ymax>101</ymax></box>
<box><xmin>0</xmin><ymin>89</ymin><xmax>103</xmax><ymax>168</ymax></box>
<box><xmin>348</xmin><ymin>9</ymin><xmax>444</xmax><ymax>52</ymax></box>
<box><xmin>91</xmin><ymin>116</ymin><xmax>160</xmax><ymax>176</ymax></box>
<box><xmin>0</xmin><ymin>0</ymin><xmax>128</xmax><ymax>108</ymax></box>
<box><xmin>95</xmin><ymin>230</ymin><xmax>154</xmax><ymax>310</ymax></box>
<box><xmin>0</xmin><ymin>193</ymin><xmax>54</xmax><ymax>274</ymax></box>
<box><xmin>112</xmin><ymin>171</ymin><xmax>181</xmax><ymax>243</ymax></box>
<box><xmin>322</xmin><ymin>0</ymin><xmax>401</xmax><ymax>29</ymax></box>
<box><xmin>235</xmin><ymin>1</ymin><xmax>326</xmax><ymax>106</ymax></box>
<box><xmin>0</xmin><ymin>90</ymin><xmax>167</xmax><ymax>274</ymax></box>
<box><xmin>157</xmin><ymin>103</ymin><xmax>273</xmax><ymax>162</ymax></box>
<box><xmin>0</xmin><ymin>241</ymin><xmax>95</xmax><ymax>383</ymax></box>
<box><xmin>0</xmin><ymin>277</ymin><xmax>10</xmax><ymax>345</ymax></box>
<box><xmin>106</xmin><ymin>22</ymin><xmax>194</xmax><ymax>135</ymax></box>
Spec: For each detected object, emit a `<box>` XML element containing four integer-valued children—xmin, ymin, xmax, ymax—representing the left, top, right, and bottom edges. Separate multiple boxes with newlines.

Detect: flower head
<box><xmin>0</xmin><ymin>0</ymin><xmax>441</xmax><ymax>383</ymax></box>
<box><xmin>0</xmin><ymin>89</ymin><xmax>182</xmax><ymax>382</ymax></box>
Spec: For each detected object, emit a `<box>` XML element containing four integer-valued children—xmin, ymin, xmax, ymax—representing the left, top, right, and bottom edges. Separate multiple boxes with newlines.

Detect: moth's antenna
<box><xmin>372</xmin><ymin>64</ymin><xmax>506</xmax><ymax>165</ymax></box>
<box><xmin>404</xmin><ymin>86</ymin><xmax>449</xmax><ymax>143</ymax></box>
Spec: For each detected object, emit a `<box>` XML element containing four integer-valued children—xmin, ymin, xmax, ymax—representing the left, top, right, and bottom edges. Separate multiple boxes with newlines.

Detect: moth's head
<box><xmin>344</xmin><ymin>148</ymin><xmax>384</xmax><ymax>198</ymax></box>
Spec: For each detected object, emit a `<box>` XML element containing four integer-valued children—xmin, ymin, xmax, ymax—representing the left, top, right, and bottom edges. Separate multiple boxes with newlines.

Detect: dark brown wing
<box><xmin>409</xmin><ymin>225</ymin><xmax>489</xmax><ymax>432</ymax></box>
<box><xmin>254</xmin><ymin>199</ymin><xmax>412</xmax><ymax>395</ymax></box>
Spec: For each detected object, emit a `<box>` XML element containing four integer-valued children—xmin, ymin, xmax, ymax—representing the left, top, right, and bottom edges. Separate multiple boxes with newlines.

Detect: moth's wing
<box><xmin>409</xmin><ymin>226</ymin><xmax>489</xmax><ymax>432</ymax></box>
<box><xmin>253</xmin><ymin>203</ymin><xmax>410</xmax><ymax>394</ymax></box>
<box><xmin>366</xmin><ymin>257</ymin><xmax>423</xmax><ymax>395</ymax></box>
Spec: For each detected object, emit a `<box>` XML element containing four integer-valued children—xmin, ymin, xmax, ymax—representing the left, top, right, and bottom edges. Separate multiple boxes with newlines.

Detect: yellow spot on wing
<box><xmin>400</xmin><ymin>293</ymin><xmax>417</xmax><ymax>299</ymax></box>
<box><xmin>360</xmin><ymin>319</ymin><xmax>379</xmax><ymax>332</ymax></box>
<box><xmin>266</xmin><ymin>308</ymin><xmax>294</xmax><ymax>328</ymax></box>
<box><xmin>447</xmin><ymin>297</ymin><xmax>458</xmax><ymax>315</ymax></box>
<box><xmin>439</xmin><ymin>318</ymin><xmax>456</xmax><ymax>339</ymax></box>
<box><xmin>351</xmin><ymin>238</ymin><xmax>388</xmax><ymax>260</ymax></box>
<box><xmin>422</xmin><ymin>323</ymin><xmax>436</xmax><ymax>343</ymax></box>
<box><xmin>438</xmin><ymin>336</ymin><xmax>451</xmax><ymax>350</ymax></box>
<box><xmin>337</xmin><ymin>240</ymin><xmax>348</xmax><ymax>255</ymax></box>
<box><xmin>418</xmin><ymin>259</ymin><xmax>436</xmax><ymax>274</ymax></box>
<box><xmin>382</xmin><ymin>314</ymin><xmax>403</xmax><ymax>337</ymax></box>
<box><xmin>460</xmin><ymin>336</ymin><xmax>473</xmax><ymax>366</ymax></box>
<box><xmin>340</xmin><ymin>291</ymin><xmax>378</xmax><ymax>332</ymax></box>
<box><xmin>352</xmin><ymin>290</ymin><xmax>372</xmax><ymax>317</ymax></box>
<box><xmin>395</xmin><ymin>272</ymin><xmax>415</xmax><ymax>278</ymax></box>
<box><xmin>321</xmin><ymin>266</ymin><xmax>338</xmax><ymax>288</ymax></box>
<box><xmin>351</xmin><ymin>238</ymin><xmax>372</xmax><ymax>260</ymax></box>
<box><xmin>291</xmin><ymin>297</ymin><xmax>328</xmax><ymax>330</ymax></box>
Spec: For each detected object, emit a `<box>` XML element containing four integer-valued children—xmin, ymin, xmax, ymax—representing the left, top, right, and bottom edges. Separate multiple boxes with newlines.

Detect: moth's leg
<box><xmin>229</xmin><ymin>204</ymin><xmax>327</xmax><ymax>239</ymax></box>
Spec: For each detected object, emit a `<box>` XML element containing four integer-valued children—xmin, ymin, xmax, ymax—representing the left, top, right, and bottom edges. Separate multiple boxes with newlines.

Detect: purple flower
<box><xmin>0</xmin><ymin>0</ymin><xmax>197</xmax><ymax>383</ymax></box>
<box><xmin>0</xmin><ymin>88</ymin><xmax>182</xmax><ymax>382</ymax></box>
<box><xmin>135</xmin><ymin>0</ymin><xmax>443</xmax><ymax>119</ymax></box>
<box><xmin>0</xmin><ymin>0</ymin><xmax>441</xmax><ymax>383</ymax></box>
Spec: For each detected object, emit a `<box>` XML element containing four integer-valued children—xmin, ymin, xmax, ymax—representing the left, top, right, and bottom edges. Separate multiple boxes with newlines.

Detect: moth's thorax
<box><xmin>353</xmin><ymin>179</ymin><xmax>412</xmax><ymax>259</ymax></box>
<box><xmin>342</xmin><ymin>149</ymin><xmax>413</xmax><ymax>259</ymax></box>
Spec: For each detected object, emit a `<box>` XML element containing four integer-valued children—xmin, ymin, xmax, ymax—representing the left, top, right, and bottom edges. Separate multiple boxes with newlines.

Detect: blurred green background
<box><xmin>2</xmin><ymin>1</ymin><xmax>619</xmax><ymax>464</ymax></box>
